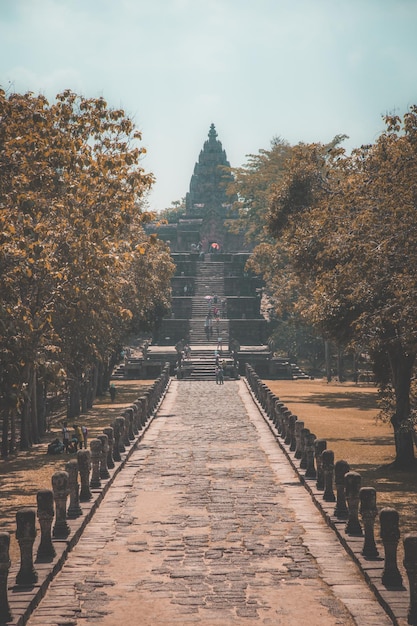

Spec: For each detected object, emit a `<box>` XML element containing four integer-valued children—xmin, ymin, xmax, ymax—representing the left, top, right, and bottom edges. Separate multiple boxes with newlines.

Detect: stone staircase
<box><xmin>181</xmin><ymin>260</ymin><xmax>230</xmax><ymax>379</ymax></box>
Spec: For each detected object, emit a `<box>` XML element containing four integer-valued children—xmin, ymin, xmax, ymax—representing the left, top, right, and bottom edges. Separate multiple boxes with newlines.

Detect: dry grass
<box><xmin>0</xmin><ymin>380</ymin><xmax>152</xmax><ymax>561</ymax></box>
<box><xmin>265</xmin><ymin>378</ymin><xmax>417</xmax><ymax>542</ymax></box>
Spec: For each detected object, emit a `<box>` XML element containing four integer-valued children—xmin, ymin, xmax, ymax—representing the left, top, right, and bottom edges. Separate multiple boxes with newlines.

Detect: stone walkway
<box><xmin>26</xmin><ymin>380</ymin><xmax>394</xmax><ymax>626</ymax></box>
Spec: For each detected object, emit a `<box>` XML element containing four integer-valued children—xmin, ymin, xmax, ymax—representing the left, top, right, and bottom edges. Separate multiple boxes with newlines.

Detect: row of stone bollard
<box><xmin>0</xmin><ymin>363</ymin><xmax>171</xmax><ymax>625</ymax></box>
<box><xmin>245</xmin><ymin>364</ymin><xmax>417</xmax><ymax>626</ymax></box>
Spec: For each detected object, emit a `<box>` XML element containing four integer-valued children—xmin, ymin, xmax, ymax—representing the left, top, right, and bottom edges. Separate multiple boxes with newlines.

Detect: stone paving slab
<box><xmin>25</xmin><ymin>380</ymin><xmax>394</xmax><ymax>626</ymax></box>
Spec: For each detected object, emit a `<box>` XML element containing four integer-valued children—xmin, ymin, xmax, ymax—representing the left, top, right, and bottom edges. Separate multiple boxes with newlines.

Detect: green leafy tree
<box><xmin>268</xmin><ymin>113</ymin><xmax>417</xmax><ymax>469</ymax></box>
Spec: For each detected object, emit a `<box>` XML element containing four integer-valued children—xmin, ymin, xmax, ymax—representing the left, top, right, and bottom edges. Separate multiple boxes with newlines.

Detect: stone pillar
<box><xmin>89</xmin><ymin>438</ymin><xmax>102</xmax><ymax>489</ymax></box>
<box><xmin>134</xmin><ymin>401</ymin><xmax>143</xmax><ymax>431</ymax></box>
<box><xmin>345</xmin><ymin>471</ymin><xmax>363</xmax><ymax>536</ymax></box>
<box><xmin>52</xmin><ymin>471</ymin><xmax>70</xmax><ymax>539</ymax></box>
<box><xmin>404</xmin><ymin>534</ymin><xmax>417</xmax><ymax>625</ymax></box>
<box><xmin>131</xmin><ymin>404</ymin><xmax>139</xmax><ymax>435</ymax></box>
<box><xmin>282</xmin><ymin>409</ymin><xmax>291</xmax><ymax>442</ymax></box>
<box><xmin>116</xmin><ymin>416</ymin><xmax>126</xmax><ymax>452</ymax></box>
<box><xmin>36</xmin><ymin>489</ymin><xmax>56</xmax><ymax>560</ymax></box>
<box><xmin>359</xmin><ymin>487</ymin><xmax>379</xmax><ymax>558</ymax></box>
<box><xmin>0</xmin><ymin>532</ymin><xmax>12</xmax><ymax>623</ymax></box>
<box><xmin>314</xmin><ymin>439</ymin><xmax>327</xmax><ymax>490</ymax></box>
<box><xmin>275</xmin><ymin>401</ymin><xmax>284</xmax><ymax>434</ymax></box>
<box><xmin>65</xmin><ymin>459</ymin><xmax>82</xmax><ymax>519</ymax></box>
<box><xmin>103</xmin><ymin>426</ymin><xmax>115</xmax><ymax>469</ymax></box>
<box><xmin>121</xmin><ymin>413</ymin><xmax>131</xmax><ymax>447</ymax></box>
<box><xmin>299</xmin><ymin>428</ymin><xmax>310</xmax><ymax>469</ymax></box>
<box><xmin>112</xmin><ymin>420</ymin><xmax>122</xmax><ymax>462</ymax></box>
<box><xmin>97</xmin><ymin>433</ymin><xmax>110</xmax><ymax>480</ymax></box>
<box><xmin>16</xmin><ymin>508</ymin><xmax>38</xmax><ymax>586</ymax></box>
<box><xmin>294</xmin><ymin>420</ymin><xmax>304</xmax><ymax>459</ymax></box>
<box><xmin>289</xmin><ymin>414</ymin><xmax>297</xmax><ymax>451</ymax></box>
<box><xmin>334</xmin><ymin>460</ymin><xmax>350</xmax><ymax>518</ymax></box>
<box><xmin>380</xmin><ymin>507</ymin><xmax>403</xmax><ymax>588</ymax></box>
<box><xmin>124</xmin><ymin>408</ymin><xmax>135</xmax><ymax>441</ymax></box>
<box><xmin>284</xmin><ymin>412</ymin><xmax>293</xmax><ymax>446</ymax></box>
<box><xmin>305</xmin><ymin>432</ymin><xmax>317</xmax><ymax>479</ymax></box>
<box><xmin>77</xmin><ymin>449</ymin><xmax>92</xmax><ymax>501</ymax></box>
<box><xmin>322</xmin><ymin>449</ymin><xmax>336</xmax><ymax>502</ymax></box>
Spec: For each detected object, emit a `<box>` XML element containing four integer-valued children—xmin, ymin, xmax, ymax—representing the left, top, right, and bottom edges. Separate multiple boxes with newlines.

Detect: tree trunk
<box><xmin>67</xmin><ymin>376</ymin><xmax>81</xmax><ymax>419</ymax></box>
<box><xmin>30</xmin><ymin>368</ymin><xmax>41</xmax><ymax>444</ymax></box>
<box><xmin>336</xmin><ymin>346</ymin><xmax>344</xmax><ymax>382</ymax></box>
<box><xmin>1</xmin><ymin>409</ymin><xmax>9</xmax><ymax>459</ymax></box>
<box><xmin>388</xmin><ymin>344</ymin><xmax>416</xmax><ymax>469</ymax></box>
<box><xmin>9</xmin><ymin>408</ymin><xmax>16</xmax><ymax>454</ymax></box>
<box><xmin>324</xmin><ymin>340</ymin><xmax>332</xmax><ymax>382</ymax></box>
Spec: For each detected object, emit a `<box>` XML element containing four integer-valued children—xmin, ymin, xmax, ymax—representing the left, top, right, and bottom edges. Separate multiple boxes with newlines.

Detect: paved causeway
<box><xmin>27</xmin><ymin>380</ymin><xmax>393</xmax><ymax>625</ymax></box>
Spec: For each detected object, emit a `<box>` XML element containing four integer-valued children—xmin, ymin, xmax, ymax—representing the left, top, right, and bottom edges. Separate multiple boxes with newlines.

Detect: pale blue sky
<box><xmin>1</xmin><ymin>0</ymin><xmax>417</xmax><ymax>211</ymax></box>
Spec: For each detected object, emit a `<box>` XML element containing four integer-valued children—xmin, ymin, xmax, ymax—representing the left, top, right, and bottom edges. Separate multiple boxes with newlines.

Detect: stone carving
<box><xmin>89</xmin><ymin>439</ymin><xmax>102</xmax><ymax>489</ymax></box>
<box><xmin>380</xmin><ymin>507</ymin><xmax>403</xmax><ymax>588</ymax></box>
<box><xmin>359</xmin><ymin>487</ymin><xmax>379</xmax><ymax>558</ymax></box>
<box><xmin>77</xmin><ymin>449</ymin><xmax>92</xmax><ymax>501</ymax></box>
<box><xmin>345</xmin><ymin>471</ymin><xmax>363</xmax><ymax>536</ymax></box>
<box><xmin>16</xmin><ymin>508</ymin><xmax>38</xmax><ymax>585</ymax></box>
<box><xmin>65</xmin><ymin>459</ymin><xmax>82</xmax><ymax>519</ymax></box>
<box><xmin>404</xmin><ymin>534</ymin><xmax>417</xmax><ymax>625</ymax></box>
<box><xmin>314</xmin><ymin>439</ymin><xmax>327</xmax><ymax>490</ymax></box>
<box><xmin>334</xmin><ymin>460</ymin><xmax>350</xmax><ymax>518</ymax></box>
<box><xmin>0</xmin><ymin>532</ymin><xmax>12</xmax><ymax>622</ymax></box>
<box><xmin>322</xmin><ymin>449</ymin><xmax>336</xmax><ymax>502</ymax></box>
<box><xmin>36</xmin><ymin>489</ymin><xmax>56</xmax><ymax>559</ymax></box>
<box><xmin>52</xmin><ymin>471</ymin><xmax>70</xmax><ymax>539</ymax></box>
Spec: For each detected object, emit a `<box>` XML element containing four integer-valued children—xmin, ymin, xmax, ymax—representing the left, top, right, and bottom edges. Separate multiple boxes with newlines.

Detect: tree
<box><xmin>268</xmin><ymin>113</ymin><xmax>417</xmax><ymax>469</ymax></box>
<box><xmin>0</xmin><ymin>88</ymin><xmax>173</xmax><ymax>452</ymax></box>
<box><xmin>227</xmin><ymin>137</ymin><xmax>291</xmax><ymax>244</ymax></box>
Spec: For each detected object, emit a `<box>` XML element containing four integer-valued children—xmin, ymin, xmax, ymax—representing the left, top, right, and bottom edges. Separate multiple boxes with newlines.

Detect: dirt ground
<box><xmin>265</xmin><ymin>378</ymin><xmax>417</xmax><ymax>545</ymax></box>
<box><xmin>0</xmin><ymin>380</ymin><xmax>152</xmax><ymax>561</ymax></box>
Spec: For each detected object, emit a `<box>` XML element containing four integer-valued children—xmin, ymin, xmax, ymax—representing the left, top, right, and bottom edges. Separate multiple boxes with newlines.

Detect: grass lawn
<box><xmin>265</xmin><ymin>378</ymin><xmax>417</xmax><ymax>545</ymax></box>
<box><xmin>0</xmin><ymin>380</ymin><xmax>152</xmax><ymax>561</ymax></box>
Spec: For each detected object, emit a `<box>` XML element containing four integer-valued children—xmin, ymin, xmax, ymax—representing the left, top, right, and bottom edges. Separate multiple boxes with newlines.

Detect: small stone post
<box><xmin>36</xmin><ymin>489</ymin><xmax>56</xmax><ymax>560</ymax></box>
<box><xmin>404</xmin><ymin>534</ymin><xmax>417</xmax><ymax>625</ymax></box>
<box><xmin>314</xmin><ymin>439</ymin><xmax>327</xmax><ymax>490</ymax></box>
<box><xmin>16</xmin><ymin>508</ymin><xmax>38</xmax><ymax>586</ymax></box>
<box><xmin>294</xmin><ymin>420</ymin><xmax>304</xmax><ymax>459</ymax></box>
<box><xmin>52</xmin><ymin>471</ymin><xmax>70</xmax><ymax>539</ymax></box>
<box><xmin>121</xmin><ymin>413</ymin><xmax>131</xmax><ymax>447</ymax></box>
<box><xmin>0</xmin><ymin>532</ymin><xmax>12</xmax><ymax>622</ymax></box>
<box><xmin>65</xmin><ymin>459</ymin><xmax>82</xmax><ymax>519</ymax></box>
<box><xmin>299</xmin><ymin>428</ymin><xmax>310</xmax><ymax>469</ymax></box>
<box><xmin>112</xmin><ymin>420</ymin><xmax>122</xmax><ymax>462</ymax></box>
<box><xmin>89</xmin><ymin>438</ymin><xmax>102</xmax><ymax>489</ymax></box>
<box><xmin>289</xmin><ymin>414</ymin><xmax>297</xmax><ymax>451</ymax></box>
<box><xmin>284</xmin><ymin>412</ymin><xmax>293</xmax><ymax>446</ymax></box>
<box><xmin>334</xmin><ymin>460</ymin><xmax>350</xmax><ymax>518</ymax></box>
<box><xmin>359</xmin><ymin>487</ymin><xmax>379</xmax><ymax>558</ymax></box>
<box><xmin>130</xmin><ymin>405</ymin><xmax>139</xmax><ymax>435</ymax></box>
<box><xmin>97</xmin><ymin>433</ymin><xmax>110</xmax><ymax>479</ymax></box>
<box><xmin>380</xmin><ymin>507</ymin><xmax>403</xmax><ymax>588</ymax></box>
<box><xmin>345</xmin><ymin>471</ymin><xmax>363</xmax><ymax>536</ymax></box>
<box><xmin>103</xmin><ymin>426</ymin><xmax>115</xmax><ymax>469</ymax></box>
<box><xmin>322</xmin><ymin>449</ymin><xmax>336</xmax><ymax>502</ymax></box>
<box><xmin>77</xmin><ymin>449</ymin><xmax>92</xmax><ymax>501</ymax></box>
<box><xmin>116</xmin><ymin>416</ymin><xmax>126</xmax><ymax>452</ymax></box>
<box><xmin>124</xmin><ymin>408</ymin><xmax>135</xmax><ymax>441</ymax></box>
<box><xmin>305</xmin><ymin>432</ymin><xmax>317</xmax><ymax>479</ymax></box>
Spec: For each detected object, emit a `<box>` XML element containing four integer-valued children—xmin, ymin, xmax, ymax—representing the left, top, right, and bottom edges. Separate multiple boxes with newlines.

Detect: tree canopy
<box><xmin>0</xmin><ymin>89</ymin><xmax>174</xmax><ymax>457</ymax></box>
<box><xmin>255</xmin><ymin>109</ymin><xmax>417</xmax><ymax>469</ymax></box>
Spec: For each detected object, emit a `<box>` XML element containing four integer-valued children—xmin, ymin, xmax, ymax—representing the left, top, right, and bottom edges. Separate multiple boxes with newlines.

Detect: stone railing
<box><xmin>245</xmin><ymin>364</ymin><xmax>414</xmax><ymax>626</ymax></box>
<box><xmin>0</xmin><ymin>363</ymin><xmax>171</xmax><ymax>626</ymax></box>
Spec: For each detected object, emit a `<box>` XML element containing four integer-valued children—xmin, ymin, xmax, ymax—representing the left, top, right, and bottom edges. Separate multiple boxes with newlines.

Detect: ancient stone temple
<box><xmin>129</xmin><ymin>126</ymin><xmax>298</xmax><ymax>380</ymax></box>
<box><xmin>149</xmin><ymin>123</ymin><xmax>250</xmax><ymax>253</ymax></box>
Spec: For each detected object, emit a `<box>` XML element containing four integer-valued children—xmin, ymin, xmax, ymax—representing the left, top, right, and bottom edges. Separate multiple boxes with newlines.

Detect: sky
<box><xmin>1</xmin><ymin>0</ymin><xmax>417</xmax><ymax>212</ymax></box>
